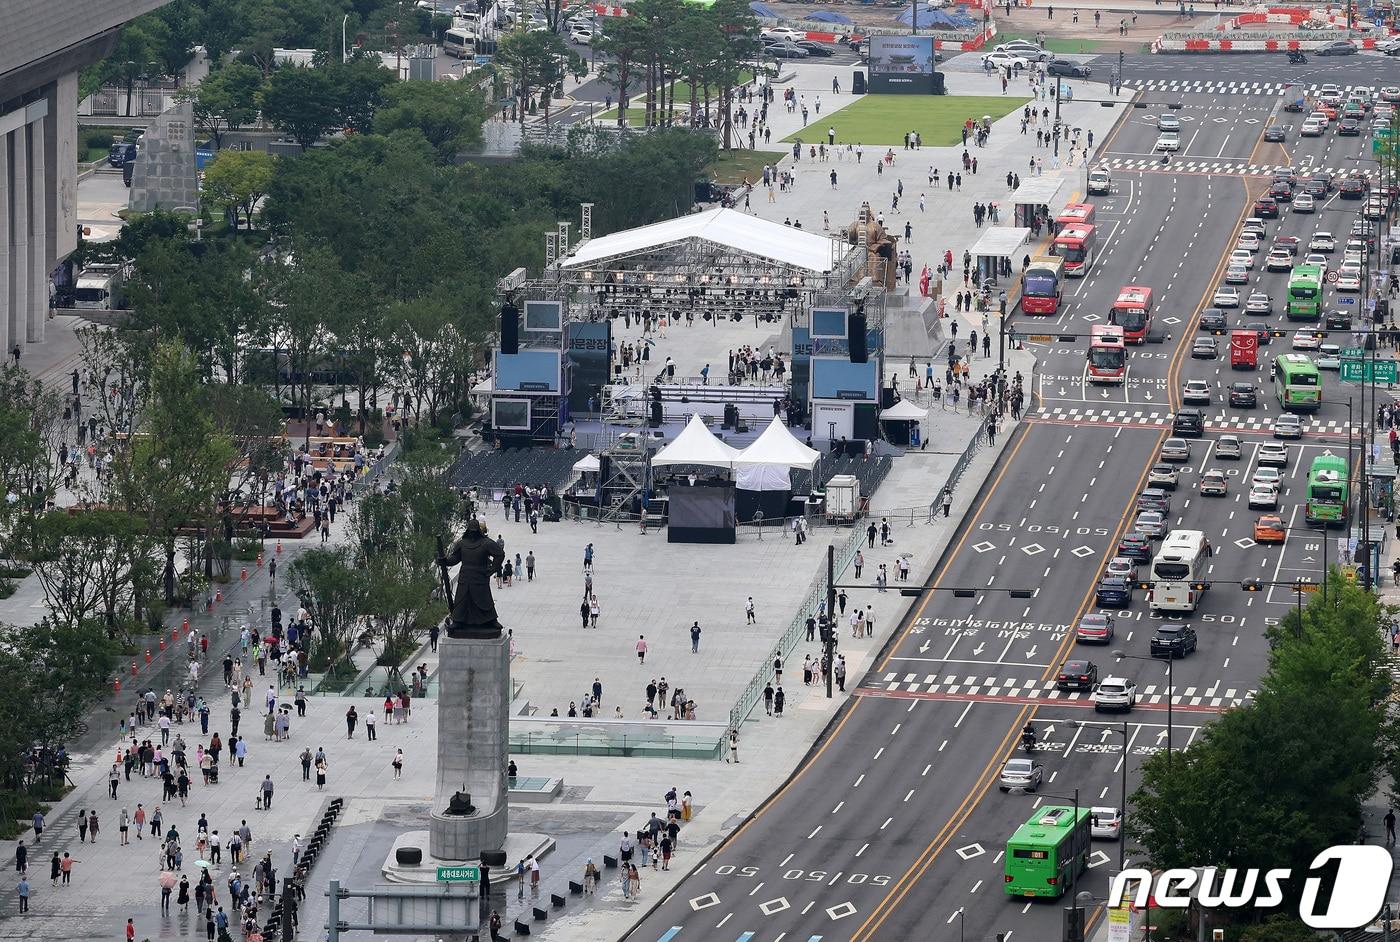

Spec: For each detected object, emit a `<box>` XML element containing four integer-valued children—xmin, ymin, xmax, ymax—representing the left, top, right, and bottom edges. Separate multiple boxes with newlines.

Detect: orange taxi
<box><xmin>1254</xmin><ymin>515</ymin><xmax>1286</xmax><ymax>543</ymax></box>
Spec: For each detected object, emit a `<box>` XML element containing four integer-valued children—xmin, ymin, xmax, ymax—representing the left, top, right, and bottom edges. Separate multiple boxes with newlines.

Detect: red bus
<box><xmin>1109</xmin><ymin>285</ymin><xmax>1153</xmax><ymax>345</ymax></box>
<box><xmin>1088</xmin><ymin>325</ymin><xmax>1127</xmax><ymax>384</ymax></box>
<box><xmin>1021</xmin><ymin>255</ymin><xmax>1066</xmax><ymax>315</ymax></box>
<box><xmin>1055</xmin><ymin>202</ymin><xmax>1095</xmax><ymax>230</ymax></box>
<box><xmin>1053</xmin><ymin>224</ymin><xmax>1096</xmax><ymax>277</ymax></box>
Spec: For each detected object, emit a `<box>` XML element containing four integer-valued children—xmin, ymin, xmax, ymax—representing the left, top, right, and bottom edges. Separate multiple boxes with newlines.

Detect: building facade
<box><xmin>1</xmin><ymin>0</ymin><xmax>169</xmax><ymax>357</ymax></box>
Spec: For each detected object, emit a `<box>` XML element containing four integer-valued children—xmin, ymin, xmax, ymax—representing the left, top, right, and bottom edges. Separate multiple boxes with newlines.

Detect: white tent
<box><xmin>572</xmin><ymin>453</ymin><xmax>601</xmax><ymax>473</ymax></box>
<box><xmin>735</xmin><ymin>416</ymin><xmax>821</xmax><ymax>470</ymax></box>
<box><xmin>651</xmin><ymin>414</ymin><xmax>742</xmax><ymax>468</ymax></box>
<box><xmin>880</xmin><ymin>399</ymin><xmax>928</xmax><ymax>421</ymax></box>
<box><xmin>736</xmin><ymin>464</ymin><xmax>791</xmax><ymax>492</ymax></box>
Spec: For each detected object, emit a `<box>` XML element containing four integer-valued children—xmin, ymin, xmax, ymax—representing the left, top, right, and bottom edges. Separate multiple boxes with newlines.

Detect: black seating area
<box><xmin>792</xmin><ymin>456</ymin><xmax>893</xmax><ymax>500</ymax></box>
<box><xmin>515</xmin><ymin>919</ymin><xmax>531</xmax><ymax>935</ymax></box>
<box><xmin>447</xmin><ymin>448</ymin><xmax>581</xmax><ymax>493</ymax></box>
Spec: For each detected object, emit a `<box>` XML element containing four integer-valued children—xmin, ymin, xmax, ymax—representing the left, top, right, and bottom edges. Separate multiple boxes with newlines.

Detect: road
<box><xmin>1116</xmin><ymin>50</ymin><xmax>1400</xmax><ymax>94</ymax></box>
<box><xmin>624</xmin><ymin>72</ymin><xmax>1390</xmax><ymax>942</ymax></box>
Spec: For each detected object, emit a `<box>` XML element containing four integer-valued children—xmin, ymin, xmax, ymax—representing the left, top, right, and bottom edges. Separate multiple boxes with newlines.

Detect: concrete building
<box><xmin>1</xmin><ymin>0</ymin><xmax>169</xmax><ymax>358</ymax></box>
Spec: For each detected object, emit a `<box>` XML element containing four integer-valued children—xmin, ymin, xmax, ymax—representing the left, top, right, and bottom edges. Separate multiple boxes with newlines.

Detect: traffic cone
<box><xmin>241</xmin><ymin>567</ymin><xmax>248</xmax><ymax>581</ymax></box>
<box><xmin>182</xmin><ymin>616</ymin><xmax>189</xmax><ymax>632</ymax></box>
<box><xmin>276</xmin><ymin>540</ymin><xmax>283</xmax><ymax>555</ymax></box>
<box><xmin>257</xmin><ymin>553</ymin><xmax>264</xmax><ymax>568</ymax></box>
<box><xmin>145</xmin><ymin>649</ymin><xmax>152</xmax><ymax>665</ymax></box>
<box><xmin>113</xmin><ymin>677</ymin><xmax>121</xmax><ymax>694</ymax></box>
<box><xmin>130</xmin><ymin>660</ymin><xmax>138</xmax><ymax>677</ymax></box>
<box><xmin>158</xmin><ymin>637</ymin><xmax>165</xmax><ymax>651</ymax></box>
<box><xmin>215</xmin><ymin>589</ymin><xmax>223</xmax><ymax>604</ymax></box>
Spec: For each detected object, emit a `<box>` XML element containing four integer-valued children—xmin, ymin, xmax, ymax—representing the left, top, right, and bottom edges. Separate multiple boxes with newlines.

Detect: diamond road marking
<box><xmin>1212</xmin><ymin>116</ymin><xmax>1228</xmax><ymax>123</ymax></box>
<box><xmin>1244</xmin><ymin>117</ymin><xmax>1260</xmax><ymax>124</ymax></box>
<box><xmin>1070</xmin><ymin>545</ymin><xmax>1095</xmax><ymax>558</ymax></box>
<box><xmin>1081</xmin><ymin>312</ymin><xmax>1102</xmax><ymax>322</ymax></box>
<box><xmin>956</xmin><ymin>842</ymin><xmax>987</xmax><ymax>860</ymax></box>
<box><xmin>690</xmin><ymin>892</ymin><xmax>720</xmax><ymax>910</ymax></box>
<box><xmin>1234</xmin><ymin>537</ymin><xmax>1257</xmax><ymax>549</ymax></box>
<box><xmin>1161</xmin><ymin>316</ymin><xmax>1182</xmax><ymax>325</ymax></box>
<box><xmin>1022</xmin><ymin>543</ymin><xmax>1047</xmax><ymax>556</ymax></box>
<box><xmin>1088</xmin><ymin>851</ymin><xmax>1112</xmax><ymax>869</ymax></box>
<box><xmin>972</xmin><ymin>540</ymin><xmax>996</xmax><ymax>553</ymax></box>
<box><xmin>827</xmin><ymin>902</ymin><xmax>858</xmax><ymax>921</ymax></box>
<box><xmin>760</xmin><ymin>897</ymin><xmax>791</xmax><ymax>916</ymax></box>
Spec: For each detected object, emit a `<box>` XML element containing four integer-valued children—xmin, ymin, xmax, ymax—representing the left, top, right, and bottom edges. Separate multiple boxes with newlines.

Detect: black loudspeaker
<box><xmin>848</xmin><ymin>312</ymin><xmax>868</xmax><ymax>363</ymax></box>
<box><xmin>881</xmin><ymin>387</ymin><xmax>896</xmax><ymax>409</ymax></box>
<box><xmin>852</xmin><ymin>70</ymin><xmax>866</xmax><ymax>95</ymax></box>
<box><xmin>481</xmin><ymin>850</ymin><xmax>507</xmax><ymax>868</ymax></box>
<box><xmin>932</xmin><ymin>72</ymin><xmax>946</xmax><ymax>96</ymax></box>
<box><xmin>501</xmin><ymin>302</ymin><xmax>519</xmax><ymax>355</ymax></box>
<box><xmin>395</xmin><ymin>847</ymin><xmax>423</xmax><ymax>865</ymax></box>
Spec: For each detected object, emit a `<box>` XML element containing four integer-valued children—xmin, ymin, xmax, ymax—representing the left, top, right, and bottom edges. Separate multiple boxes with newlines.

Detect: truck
<box><xmin>1229</xmin><ymin>329</ymin><xmax>1258</xmax><ymax>370</ymax></box>
<box><xmin>71</xmin><ymin>264</ymin><xmax>128</xmax><ymax>310</ymax></box>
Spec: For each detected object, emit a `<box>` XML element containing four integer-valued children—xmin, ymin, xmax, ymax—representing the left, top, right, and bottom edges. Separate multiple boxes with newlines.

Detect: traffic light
<box><xmin>1242</xmin><ymin>578</ymin><xmax>1264</xmax><ymax>592</ymax></box>
<box><xmin>1189</xmin><ymin>581</ymin><xmax>1211</xmax><ymax>591</ymax></box>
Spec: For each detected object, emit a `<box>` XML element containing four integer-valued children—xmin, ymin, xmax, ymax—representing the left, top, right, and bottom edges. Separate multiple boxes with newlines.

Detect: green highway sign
<box><xmin>1341</xmin><ymin>347</ymin><xmax>1365</xmax><ymax>358</ymax></box>
<box><xmin>436</xmin><ymin>866</ymin><xmax>481</xmax><ymax>883</ymax></box>
<box><xmin>1339</xmin><ymin>360</ymin><xmax>1399</xmax><ymax>383</ymax></box>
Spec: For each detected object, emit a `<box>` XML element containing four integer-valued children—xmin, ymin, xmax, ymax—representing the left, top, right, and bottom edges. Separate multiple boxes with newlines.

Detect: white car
<box><xmin>1245</xmin><ymin>292</ymin><xmax>1273</xmax><ymax>314</ymax></box>
<box><xmin>1182</xmin><ymin>379</ymin><xmax>1212</xmax><ymax>404</ymax></box>
<box><xmin>1092</xmin><ymin>678</ymin><xmax>1137</xmax><ymax>713</ymax></box>
<box><xmin>1236</xmin><ymin>233</ymin><xmax>1261</xmax><ymax>253</ymax></box>
<box><xmin>1247</xmin><ymin>482</ymin><xmax>1279</xmax><ymax>509</ymax></box>
<box><xmin>995</xmin><ymin>40</ymin><xmax>1049</xmax><ymax>61</ymax></box>
<box><xmin>1217</xmin><ymin>434</ymin><xmax>1243</xmax><ymax>459</ymax></box>
<box><xmin>761</xmin><ymin>26</ymin><xmax>804</xmax><ymax>41</ymax></box>
<box><xmin>1251</xmin><ymin>466</ymin><xmax>1283</xmax><ymax>488</ymax></box>
<box><xmin>1091</xmin><ymin>806</ymin><xmax>1124</xmax><ymax>839</ymax></box>
<box><xmin>1155</xmin><ymin>132</ymin><xmax>1181</xmax><ymax>152</ymax></box>
<box><xmin>1309</xmin><ymin>233</ymin><xmax>1336</xmax><ymax>252</ymax></box>
<box><xmin>1258</xmin><ymin>441</ymin><xmax>1290</xmax><ymax>467</ymax></box>
<box><xmin>1292</xmin><ymin>329</ymin><xmax>1322</xmax><ymax>350</ymax></box>
<box><xmin>1303</xmin><ymin>253</ymin><xmax>1328</xmax><ymax>271</ymax></box>
<box><xmin>1301</xmin><ymin>120</ymin><xmax>1324</xmax><ymax>137</ymax></box>
<box><xmin>569</xmin><ymin>24</ymin><xmax>594</xmax><ymax>42</ymax></box>
<box><xmin>1293</xmin><ymin>193</ymin><xmax>1316</xmax><ymax>213</ymax></box>
<box><xmin>1336</xmin><ymin>272</ymin><xmax>1362</xmax><ymax>292</ymax></box>
<box><xmin>1213</xmin><ymin>286</ymin><xmax>1240</xmax><ymax>307</ymax></box>
<box><xmin>1315</xmin><ymin>343</ymin><xmax>1342</xmax><ymax>369</ymax></box>
<box><xmin>1229</xmin><ymin>249</ymin><xmax>1255</xmax><ymax>269</ymax></box>
<box><xmin>1264</xmin><ymin>250</ymin><xmax>1293</xmax><ymax>272</ymax></box>
<box><xmin>1158</xmin><ymin>113</ymin><xmax>1181</xmax><ymax>132</ymax></box>
<box><xmin>1309</xmin><ymin>111</ymin><xmax>1330</xmax><ymax>127</ymax></box>
<box><xmin>1274</xmin><ymin>414</ymin><xmax>1303</xmax><ymax>438</ymax></box>
<box><xmin>982</xmin><ymin>51</ymin><xmax>1029</xmax><ymax>70</ymax></box>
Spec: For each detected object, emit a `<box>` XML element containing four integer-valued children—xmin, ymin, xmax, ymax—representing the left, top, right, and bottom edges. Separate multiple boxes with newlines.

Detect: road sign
<box><xmin>1342</xmin><ymin>347</ymin><xmax>1365</xmax><ymax>358</ymax></box>
<box><xmin>1338</xmin><ymin>295</ymin><xmax>1357</xmax><ymax>307</ymax></box>
<box><xmin>1339</xmin><ymin>359</ymin><xmax>1399</xmax><ymax>383</ymax></box>
<box><xmin>436</xmin><ymin>866</ymin><xmax>481</xmax><ymax>883</ymax></box>
<box><xmin>1327</xmin><ymin>270</ymin><xmax>1341</xmax><ymax>283</ymax></box>
<box><xmin>1293</xmin><ymin>582</ymin><xmax>1320</xmax><ymax>593</ymax></box>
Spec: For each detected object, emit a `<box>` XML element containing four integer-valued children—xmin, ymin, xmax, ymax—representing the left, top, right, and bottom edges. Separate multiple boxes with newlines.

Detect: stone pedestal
<box><xmin>429</xmin><ymin>632</ymin><xmax>509</xmax><ymax>860</ymax></box>
<box><xmin>127</xmin><ymin>102</ymin><xmax>199</xmax><ymax>213</ymax></box>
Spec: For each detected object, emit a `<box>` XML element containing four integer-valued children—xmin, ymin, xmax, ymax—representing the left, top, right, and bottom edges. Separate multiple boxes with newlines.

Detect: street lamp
<box><xmin>1010</xmin><ymin>785</ymin><xmax>1085</xmax><ymax>942</ymax></box>
<box><xmin>1071</xmin><ymin>719</ymin><xmax>1128</xmax><ymax>870</ymax></box>
<box><xmin>1112</xmin><ymin>650</ymin><xmax>1173</xmax><ymax>769</ymax></box>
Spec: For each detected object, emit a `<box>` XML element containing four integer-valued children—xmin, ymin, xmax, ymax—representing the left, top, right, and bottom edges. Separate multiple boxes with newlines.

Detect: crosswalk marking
<box><xmin>874</xmin><ymin>672</ymin><xmax>1256</xmax><ymax>708</ymax></box>
<box><xmin>1097</xmin><ymin>156</ymin><xmax>1382</xmax><ymax>179</ymax></box>
<box><xmin>1028</xmin><ymin>404</ymin><xmax>1360</xmax><ymax>436</ymax></box>
<box><xmin>1125</xmin><ymin>79</ymin><xmax>1387</xmax><ymax>97</ymax></box>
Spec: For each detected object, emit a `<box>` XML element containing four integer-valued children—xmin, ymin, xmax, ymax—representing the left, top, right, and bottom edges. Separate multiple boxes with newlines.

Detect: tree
<box><xmin>496</xmin><ymin>30</ymin><xmax>570</xmax><ymax>125</ymax></box>
<box><xmin>28</xmin><ymin>510</ymin><xmax>158</xmax><ymax>638</ymax></box>
<box><xmin>285</xmin><ymin>547</ymin><xmax>371</xmax><ymax>669</ymax></box>
<box><xmin>373</xmin><ymin>78</ymin><xmax>488</xmax><ymax>163</ymax></box>
<box><xmin>182</xmin><ymin>62</ymin><xmax>265</xmax><ymax>149</ymax></box>
<box><xmin>108</xmin><ymin>343</ymin><xmax>236</xmax><ymax>604</ymax></box>
<box><xmin>1130</xmin><ymin>573</ymin><xmax>1390</xmax><ymax>922</ymax></box>
<box><xmin>331</xmin><ymin>57</ymin><xmax>396</xmax><ymax>135</ymax></box>
<box><xmin>202</xmin><ymin>150</ymin><xmax>276</xmax><ymax>230</ymax></box>
<box><xmin>260</xmin><ymin>66</ymin><xmax>342</xmax><ymax>150</ymax></box>
<box><xmin>597</xmin><ymin>14</ymin><xmax>650</xmax><ymax>126</ymax></box>
<box><xmin>101</xmin><ymin>20</ymin><xmax>159</xmax><ymax>117</ymax></box>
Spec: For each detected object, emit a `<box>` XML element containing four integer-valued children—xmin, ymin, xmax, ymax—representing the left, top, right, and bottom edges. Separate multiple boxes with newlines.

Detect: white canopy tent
<box><xmin>572</xmin><ymin>453</ymin><xmax>601</xmax><ymax>473</ymax></box>
<box><xmin>651</xmin><ymin>414</ymin><xmax>742</xmax><ymax>468</ymax></box>
<box><xmin>735</xmin><ymin>416</ymin><xmax>821</xmax><ymax>470</ymax></box>
<box><xmin>880</xmin><ymin>399</ymin><xmax>928</xmax><ymax>421</ymax></box>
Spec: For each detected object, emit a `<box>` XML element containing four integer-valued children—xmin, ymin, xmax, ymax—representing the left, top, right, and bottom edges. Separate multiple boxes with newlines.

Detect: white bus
<box><xmin>444</xmin><ymin>27</ymin><xmax>476</xmax><ymax>57</ymax></box>
<box><xmin>1148</xmin><ymin>529</ymin><xmax>1211</xmax><ymax>613</ymax></box>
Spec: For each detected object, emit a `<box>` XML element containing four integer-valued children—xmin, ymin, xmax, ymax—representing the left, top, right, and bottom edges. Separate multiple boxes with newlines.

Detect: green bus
<box><xmin>1004</xmin><ymin>806</ymin><xmax>1092</xmax><ymax>898</ymax></box>
<box><xmin>1287</xmin><ymin>266</ymin><xmax>1322</xmax><ymax>320</ymax></box>
<box><xmin>1306</xmin><ymin>454</ymin><xmax>1349</xmax><ymax>525</ymax></box>
<box><xmin>1273</xmin><ymin>354</ymin><xmax>1321</xmax><ymax>411</ymax></box>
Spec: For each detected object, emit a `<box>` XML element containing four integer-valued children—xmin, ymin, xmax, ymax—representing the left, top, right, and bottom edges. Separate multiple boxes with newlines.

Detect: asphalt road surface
<box><xmin>624</xmin><ymin>63</ymin><xmax>1391</xmax><ymax>942</ymax></box>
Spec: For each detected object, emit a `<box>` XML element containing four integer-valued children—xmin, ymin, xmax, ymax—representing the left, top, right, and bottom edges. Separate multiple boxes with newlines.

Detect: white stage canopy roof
<box><xmin>560</xmin><ymin>207</ymin><xmax>839</xmax><ymax>274</ymax></box>
<box><xmin>735</xmin><ymin>416</ymin><xmax>821</xmax><ymax>470</ymax></box>
<box><xmin>880</xmin><ymin>399</ymin><xmax>929</xmax><ymax>421</ymax></box>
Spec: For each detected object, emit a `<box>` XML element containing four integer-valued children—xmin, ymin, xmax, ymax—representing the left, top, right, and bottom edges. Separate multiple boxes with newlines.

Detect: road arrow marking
<box><xmin>973</xmin><ymin>643</ymin><xmax>986</xmax><ymax>655</ymax></box>
<box><xmin>1026</xmin><ymin>645</ymin><xmax>1038</xmax><ymax>658</ymax></box>
<box><xmin>920</xmin><ymin>641</ymin><xmax>932</xmax><ymax>653</ymax></box>
<box><xmin>1157</xmin><ymin>729</ymin><xmax>1170</xmax><ymax>743</ymax></box>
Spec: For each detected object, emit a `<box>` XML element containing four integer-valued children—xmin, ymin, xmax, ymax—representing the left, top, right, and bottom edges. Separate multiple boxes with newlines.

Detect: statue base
<box><xmin>429</xmin><ymin>631</ymin><xmax>510</xmax><ymax>861</ymax></box>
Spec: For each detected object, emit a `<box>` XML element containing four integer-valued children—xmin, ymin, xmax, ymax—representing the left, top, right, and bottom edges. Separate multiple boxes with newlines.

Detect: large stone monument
<box><xmin>127</xmin><ymin>101</ymin><xmax>199</xmax><ymax>213</ymax></box>
<box><xmin>430</xmin><ymin>521</ymin><xmax>510</xmax><ymax>861</ymax></box>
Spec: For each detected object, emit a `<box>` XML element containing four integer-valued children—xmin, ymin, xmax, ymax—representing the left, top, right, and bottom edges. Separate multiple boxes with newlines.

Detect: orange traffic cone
<box><xmin>145</xmin><ymin>649</ymin><xmax>152</xmax><ymax>665</ymax></box>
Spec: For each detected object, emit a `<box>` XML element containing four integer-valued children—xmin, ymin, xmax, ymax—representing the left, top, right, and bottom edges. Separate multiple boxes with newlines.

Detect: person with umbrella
<box><xmin>158</xmin><ymin>871</ymin><xmax>176</xmax><ymax>913</ymax></box>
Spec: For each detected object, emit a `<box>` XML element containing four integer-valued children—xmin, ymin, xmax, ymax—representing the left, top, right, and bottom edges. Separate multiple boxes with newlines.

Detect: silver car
<box><xmin>1160</xmin><ymin>437</ymin><xmax>1191</xmax><ymax>462</ymax></box>
<box><xmin>1216</xmin><ymin>434</ymin><xmax>1243</xmax><ymax>459</ymax></box>
<box><xmin>1134</xmin><ymin>510</ymin><xmax>1167</xmax><ymax>539</ymax></box>
<box><xmin>1091</xmin><ymin>806</ymin><xmax>1123</xmax><ymax>839</ymax></box>
<box><xmin>1274</xmin><ymin>414</ymin><xmax>1304</xmax><ymax>438</ymax></box>
<box><xmin>998</xmin><ymin>757</ymin><xmax>1044</xmax><ymax>792</ymax></box>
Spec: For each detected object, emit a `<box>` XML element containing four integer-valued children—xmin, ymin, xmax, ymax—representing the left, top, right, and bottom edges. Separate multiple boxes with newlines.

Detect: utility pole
<box><xmin>824</xmin><ymin>544</ymin><xmax>837</xmax><ymax>699</ymax></box>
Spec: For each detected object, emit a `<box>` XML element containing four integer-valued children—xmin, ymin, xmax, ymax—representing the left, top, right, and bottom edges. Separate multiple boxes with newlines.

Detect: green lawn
<box><xmin>709</xmin><ymin>149</ymin><xmax>774</xmax><ymax>185</ymax></box>
<box><xmin>782</xmin><ymin>94</ymin><xmax>1030</xmax><ymax>148</ymax></box>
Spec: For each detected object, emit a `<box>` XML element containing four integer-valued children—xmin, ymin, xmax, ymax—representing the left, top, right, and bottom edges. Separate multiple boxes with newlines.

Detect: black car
<box><xmin>1096</xmin><ymin>577</ymin><xmax>1133</xmax><ymax>608</ymax></box>
<box><xmin>1326</xmin><ymin>310</ymin><xmax>1353</xmax><ymax>330</ymax></box>
<box><xmin>1339</xmin><ymin>118</ymin><xmax>1361</xmax><ymax>136</ymax></box>
<box><xmin>794</xmin><ymin>40</ymin><xmax>835</xmax><ymax>57</ymax></box>
<box><xmin>1172</xmin><ymin>408</ymin><xmax>1204</xmax><ymax>437</ymax></box>
<box><xmin>1268</xmin><ymin>181</ymin><xmax>1293</xmax><ymax>201</ymax></box>
<box><xmin>1150</xmin><ymin>624</ymin><xmax>1198</xmax><ymax>658</ymax></box>
<box><xmin>1301</xmin><ymin>177</ymin><xmax>1328</xmax><ymax>197</ymax></box>
<box><xmin>1117</xmin><ymin>532</ymin><xmax>1154</xmax><ymax>563</ymax></box>
<box><xmin>1047</xmin><ymin>58</ymin><xmax>1091</xmax><ymax>77</ymax></box>
<box><xmin>1057</xmin><ymin>658</ymin><xmax>1100</xmax><ymax>690</ymax></box>
<box><xmin>1200</xmin><ymin>309</ymin><xmax>1228</xmax><ymax>333</ymax></box>
<box><xmin>1340</xmin><ymin>176</ymin><xmax>1367</xmax><ymax>199</ymax></box>
<box><xmin>1263</xmin><ymin>126</ymin><xmax>1286</xmax><ymax>143</ymax></box>
<box><xmin>1316</xmin><ymin>40</ymin><xmax>1358</xmax><ymax>55</ymax></box>
<box><xmin>1253</xmin><ymin>196</ymin><xmax>1280</xmax><ymax>218</ymax></box>
<box><xmin>1229</xmin><ymin>381</ymin><xmax>1257</xmax><ymax>407</ymax></box>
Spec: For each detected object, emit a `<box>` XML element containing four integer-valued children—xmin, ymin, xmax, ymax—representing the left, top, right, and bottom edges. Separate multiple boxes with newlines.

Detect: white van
<box><xmin>444</xmin><ymin>27</ymin><xmax>475</xmax><ymax>57</ymax></box>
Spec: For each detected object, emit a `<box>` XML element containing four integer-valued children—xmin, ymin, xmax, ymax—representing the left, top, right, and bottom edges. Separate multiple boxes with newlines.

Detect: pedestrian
<box><xmin>300</xmin><ymin>747</ymin><xmax>312</xmax><ymax>781</ymax></box>
<box><xmin>1388</xmin><ymin>808</ymin><xmax>1397</xmax><ymax>846</ymax></box>
<box><xmin>315</xmin><ymin>757</ymin><xmax>328</xmax><ymax>789</ymax></box>
<box><xmin>126</xmin><ymin>918</ymin><xmax>136</xmax><ymax>942</ymax></box>
<box><xmin>78</xmin><ymin>809</ymin><xmax>88</xmax><ymax>843</ymax></box>
<box><xmin>774</xmin><ymin>685</ymin><xmax>785</xmax><ymax>717</ymax></box>
<box><xmin>392</xmin><ymin>749</ymin><xmax>404</xmax><ymax>779</ymax></box>
<box><xmin>584</xmin><ymin>858</ymin><xmax>599</xmax><ymax>894</ymax></box>
<box><xmin>345</xmin><ymin>705</ymin><xmax>358</xmax><ymax>738</ymax></box>
<box><xmin>690</xmin><ymin>621</ymin><xmax>701</xmax><ymax>652</ymax></box>
<box><xmin>745</xmin><ymin>597</ymin><xmax>756</xmax><ymax>624</ymax></box>
<box><xmin>119</xmin><ymin>807</ymin><xmax>129</xmax><ymax>845</ymax></box>
<box><xmin>636</xmin><ymin>634</ymin><xmax>648</xmax><ymax>664</ymax></box>
<box><xmin>763</xmin><ymin>682</ymin><xmax>774</xmax><ymax>715</ymax></box>
<box><xmin>366</xmin><ymin>710</ymin><xmax>377</xmax><ymax>741</ymax></box>
<box><xmin>87</xmin><ymin>810</ymin><xmax>98</xmax><ymax>843</ymax></box>
<box><xmin>727</xmin><ymin>728</ymin><xmax>739</xmax><ymax>763</ymax></box>
<box><xmin>60</xmin><ymin>852</ymin><xmax>75</xmax><ymax>885</ymax></box>
<box><xmin>17</xmin><ymin>875</ymin><xmax>29</xmax><ymax>913</ymax></box>
<box><xmin>260</xmin><ymin>775</ymin><xmax>274</xmax><ymax>809</ymax></box>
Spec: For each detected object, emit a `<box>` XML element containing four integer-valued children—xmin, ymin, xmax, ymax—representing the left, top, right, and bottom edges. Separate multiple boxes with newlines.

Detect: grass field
<box><xmin>995</xmin><ymin>32</ymin><xmax>1120</xmax><ymax>55</ymax></box>
<box><xmin>782</xmin><ymin>94</ymin><xmax>1029</xmax><ymax>148</ymax></box>
<box><xmin>708</xmin><ymin>149</ymin><xmax>774</xmax><ymax>184</ymax></box>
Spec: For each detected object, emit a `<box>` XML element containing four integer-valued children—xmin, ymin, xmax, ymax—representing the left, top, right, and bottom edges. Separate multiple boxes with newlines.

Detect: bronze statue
<box><xmin>437</xmin><ymin>520</ymin><xmax>505</xmax><ymax>639</ymax></box>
